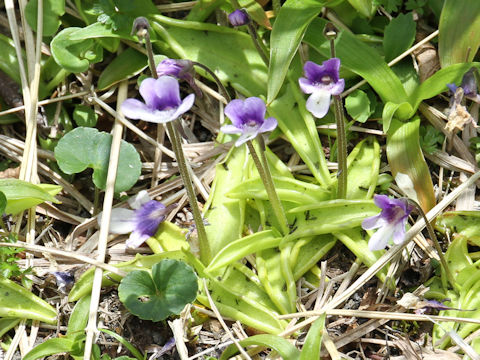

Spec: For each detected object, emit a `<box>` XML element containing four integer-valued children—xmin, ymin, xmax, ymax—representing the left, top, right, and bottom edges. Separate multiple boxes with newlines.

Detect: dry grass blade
<box><xmin>278</xmin><ymin>309</ymin><xmax>480</xmax><ymax>325</ymax></box>
<box><xmin>202</xmin><ymin>279</ymin><xmax>252</xmax><ymax>360</ymax></box>
<box><xmin>0</xmin><ymin>241</ymin><xmax>126</xmax><ymax>276</ymax></box>
<box><xmin>84</xmin><ymin>81</ymin><xmax>128</xmax><ymax>360</ymax></box>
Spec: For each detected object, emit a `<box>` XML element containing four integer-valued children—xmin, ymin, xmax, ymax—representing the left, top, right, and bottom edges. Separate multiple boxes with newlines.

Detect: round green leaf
<box><xmin>54</xmin><ymin>127</ymin><xmax>141</xmax><ymax>193</ymax></box>
<box><xmin>118</xmin><ymin>259</ymin><xmax>198</xmax><ymax>322</ymax></box>
<box><xmin>345</xmin><ymin>89</ymin><xmax>372</xmax><ymax>123</ymax></box>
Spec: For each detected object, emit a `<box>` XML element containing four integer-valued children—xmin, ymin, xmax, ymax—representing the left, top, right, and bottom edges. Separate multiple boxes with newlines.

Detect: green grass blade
<box><xmin>438</xmin><ymin>0</ymin><xmax>480</xmax><ymax>67</ymax></box>
<box><xmin>300</xmin><ymin>314</ymin><xmax>326</xmax><ymax>360</ymax></box>
<box><xmin>267</xmin><ymin>0</ymin><xmax>323</xmax><ymax>103</ymax></box>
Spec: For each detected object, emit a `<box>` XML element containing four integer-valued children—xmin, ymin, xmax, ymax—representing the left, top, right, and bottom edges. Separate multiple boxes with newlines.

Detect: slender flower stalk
<box><xmin>229</xmin><ymin>3</ymin><xmax>269</xmax><ymax>65</ymax></box>
<box><xmin>247</xmin><ymin>140</ymin><xmax>289</xmax><ymax>236</ymax></box>
<box><xmin>221</xmin><ymin>97</ymin><xmax>289</xmax><ymax>235</ymax></box>
<box><xmin>298</xmin><ymin>24</ymin><xmax>347</xmax><ymax>197</ymax></box>
<box><xmin>407</xmin><ymin>199</ymin><xmax>457</xmax><ymax>290</ymax></box>
<box><xmin>326</xmin><ymin>23</ymin><xmax>347</xmax><ymax>199</ymax></box>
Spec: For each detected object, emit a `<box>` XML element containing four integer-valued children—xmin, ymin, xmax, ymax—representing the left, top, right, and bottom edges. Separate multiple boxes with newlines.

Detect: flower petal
<box><xmin>134</xmin><ymin>200</ymin><xmax>167</xmax><ymax>237</ymax></box>
<box><xmin>139</xmin><ymin>78</ymin><xmax>161</xmax><ymax>109</ymax></box>
<box><xmin>299</xmin><ymin>77</ymin><xmax>317</xmax><ymax>94</ymax></box>
<box><xmin>128</xmin><ymin>190</ymin><xmax>151</xmax><ymax>209</ymax></box>
<box><xmin>224</xmin><ymin>99</ymin><xmax>246</xmax><ymax>127</ymax></box>
<box><xmin>170</xmin><ymin>93</ymin><xmax>195</xmax><ymax>120</ymax></box>
<box><xmin>373</xmin><ymin>194</ymin><xmax>392</xmax><ymax>209</ymax></box>
<box><xmin>126</xmin><ymin>231</ymin><xmax>150</xmax><ymax>248</ymax></box>
<box><xmin>447</xmin><ymin>83</ymin><xmax>457</xmax><ymax>93</ymax></box>
<box><xmin>362</xmin><ymin>214</ymin><xmax>383</xmax><ymax>230</ymax></box>
<box><xmin>220</xmin><ymin>124</ymin><xmax>243</xmax><ymax>134</ymax></box>
<box><xmin>330</xmin><ymin>78</ymin><xmax>345</xmax><ymax>95</ymax></box>
<box><xmin>303</xmin><ymin>61</ymin><xmax>324</xmax><ymax>82</ymax></box>
<box><xmin>322</xmin><ymin>58</ymin><xmax>341</xmax><ymax>81</ymax></box>
<box><xmin>392</xmin><ymin>220</ymin><xmax>408</xmax><ymax>244</ymax></box>
<box><xmin>258</xmin><ymin>117</ymin><xmax>278</xmax><ymax>133</ymax></box>
<box><xmin>225</xmin><ymin>97</ymin><xmax>267</xmax><ymax>126</ymax></box>
<box><xmin>154</xmin><ymin>76</ymin><xmax>182</xmax><ymax>109</ymax></box>
<box><xmin>103</xmin><ymin>208</ymin><xmax>136</xmax><ymax>234</ymax></box>
<box><xmin>121</xmin><ymin>98</ymin><xmax>158</xmax><ymax>121</ymax></box>
<box><xmin>306</xmin><ymin>90</ymin><xmax>331</xmax><ymax>118</ymax></box>
<box><xmin>368</xmin><ymin>222</ymin><xmax>395</xmax><ymax>251</ymax></box>
<box><xmin>235</xmin><ymin>131</ymin><xmax>258</xmax><ymax>146</ymax></box>
<box><xmin>242</xmin><ymin>97</ymin><xmax>267</xmax><ymax>123</ymax></box>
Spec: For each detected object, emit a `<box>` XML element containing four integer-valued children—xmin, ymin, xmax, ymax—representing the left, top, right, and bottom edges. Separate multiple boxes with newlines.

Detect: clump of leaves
<box><xmin>0</xmin><ymin>233</ymin><xmax>32</xmax><ymax>282</ymax></box>
<box><xmin>420</xmin><ymin>125</ymin><xmax>444</xmax><ymax>154</ymax></box>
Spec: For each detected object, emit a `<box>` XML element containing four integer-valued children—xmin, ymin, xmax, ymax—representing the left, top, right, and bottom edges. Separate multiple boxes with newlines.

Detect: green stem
<box><xmin>408</xmin><ymin>200</ymin><xmax>457</xmax><ymax>290</ymax></box>
<box><xmin>167</xmin><ymin>121</ymin><xmax>211</xmax><ymax>264</ymax></box>
<box><xmin>246</xmin><ymin>22</ymin><xmax>269</xmax><ymax>66</ymax></box>
<box><xmin>191</xmin><ymin>61</ymin><xmax>231</xmax><ymax>102</ymax></box>
<box><xmin>144</xmin><ymin>32</ymin><xmax>157</xmax><ymax>79</ymax></box>
<box><xmin>246</xmin><ymin>139</ymin><xmax>289</xmax><ymax>236</ymax></box>
<box><xmin>272</xmin><ymin>0</ymin><xmax>281</xmax><ymax>15</ymax></box>
<box><xmin>325</xmin><ymin>23</ymin><xmax>347</xmax><ymax>198</ymax></box>
<box><xmin>333</xmin><ymin>94</ymin><xmax>347</xmax><ymax>199</ymax></box>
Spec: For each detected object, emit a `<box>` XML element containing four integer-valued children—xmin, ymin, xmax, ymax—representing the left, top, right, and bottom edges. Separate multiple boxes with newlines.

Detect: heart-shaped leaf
<box><xmin>54</xmin><ymin>127</ymin><xmax>141</xmax><ymax>193</ymax></box>
<box><xmin>118</xmin><ymin>259</ymin><xmax>198</xmax><ymax>322</ymax></box>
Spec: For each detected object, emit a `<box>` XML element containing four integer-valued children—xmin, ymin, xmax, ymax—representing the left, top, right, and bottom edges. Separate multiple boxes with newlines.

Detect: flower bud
<box><xmin>228</xmin><ymin>9</ymin><xmax>250</xmax><ymax>27</ymax></box>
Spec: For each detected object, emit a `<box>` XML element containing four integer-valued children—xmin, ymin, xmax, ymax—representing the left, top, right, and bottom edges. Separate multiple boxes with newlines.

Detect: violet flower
<box><xmin>156</xmin><ymin>59</ymin><xmax>196</xmax><ymax>89</ymax></box>
<box><xmin>98</xmin><ymin>191</ymin><xmax>173</xmax><ymax>248</ymax></box>
<box><xmin>121</xmin><ymin>76</ymin><xmax>194</xmax><ymax>123</ymax></box>
<box><xmin>221</xmin><ymin>97</ymin><xmax>277</xmax><ymax>146</ymax></box>
<box><xmin>447</xmin><ymin>68</ymin><xmax>480</xmax><ymax>103</ymax></box>
<box><xmin>362</xmin><ymin>194</ymin><xmax>413</xmax><ymax>251</ymax></box>
<box><xmin>228</xmin><ymin>9</ymin><xmax>250</xmax><ymax>27</ymax></box>
<box><xmin>299</xmin><ymin>58</ymin><xmax>345</xmax><ymax>118</ymax></box>
<box><xmin>52</xmin><ymin>271</ymin><xmax>75</xmax><ymax>293</ymax></box>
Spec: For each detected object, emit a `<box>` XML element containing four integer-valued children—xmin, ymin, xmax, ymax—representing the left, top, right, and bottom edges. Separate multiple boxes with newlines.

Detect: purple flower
<box><xmin>228</xmin><ymin>9</ymin><xmax>250</xmax><ymax>27</ymax></box>
<box><xmin>447</xmin><ymin>68</ymin><xmax>480</xmax><ymax>102</ymax></box>
<box><xmin>299</xmin><ymin>58</ymin><xmax>345</xmax><ymax>118</ymax></box>
<box><xmin>362</xmin><ymin>194</ymin><xmax>413</xmax><ymax>251</ymax></box>
<box><xmin>157</xmin><ymin>59</ymin><xmax>196</xmax><ymax>88</ymax></box>
<box><xmin>99</xmin><ymin>191</ymin><xmax>173</xmax><ymax>248</ymax></box>
<box><xmin>221</xmin><ymin>97</ymin><xmax>277</xmax><ymax>146</ymax></box>
<box><xmin>121</xmin><ymin>76</ymin><xmax>195</xmax><ymax>123</ymax></box>
<box><xmin>52</xmin><ymin>271</ymin><xmax>75</xmax><ymax>293</ymax></box>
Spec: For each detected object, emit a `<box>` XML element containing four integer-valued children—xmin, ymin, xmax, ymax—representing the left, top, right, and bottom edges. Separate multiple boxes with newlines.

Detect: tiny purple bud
<box><xmin>131</xmin><ymin>17</ymin><xmax>150</xmax><ymax>38</ymax></box>
<box><xmin>228</xmin><ymin>9</ymin><xmax>250</xmax><ymax>27</ymax></box>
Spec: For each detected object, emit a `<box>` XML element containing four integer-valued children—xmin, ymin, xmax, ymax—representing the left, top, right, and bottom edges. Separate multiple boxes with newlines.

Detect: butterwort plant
<box><xmin>221</xmin><ymin>97</ymin><xmax>288</xmax><ymax>235</ymax></box>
